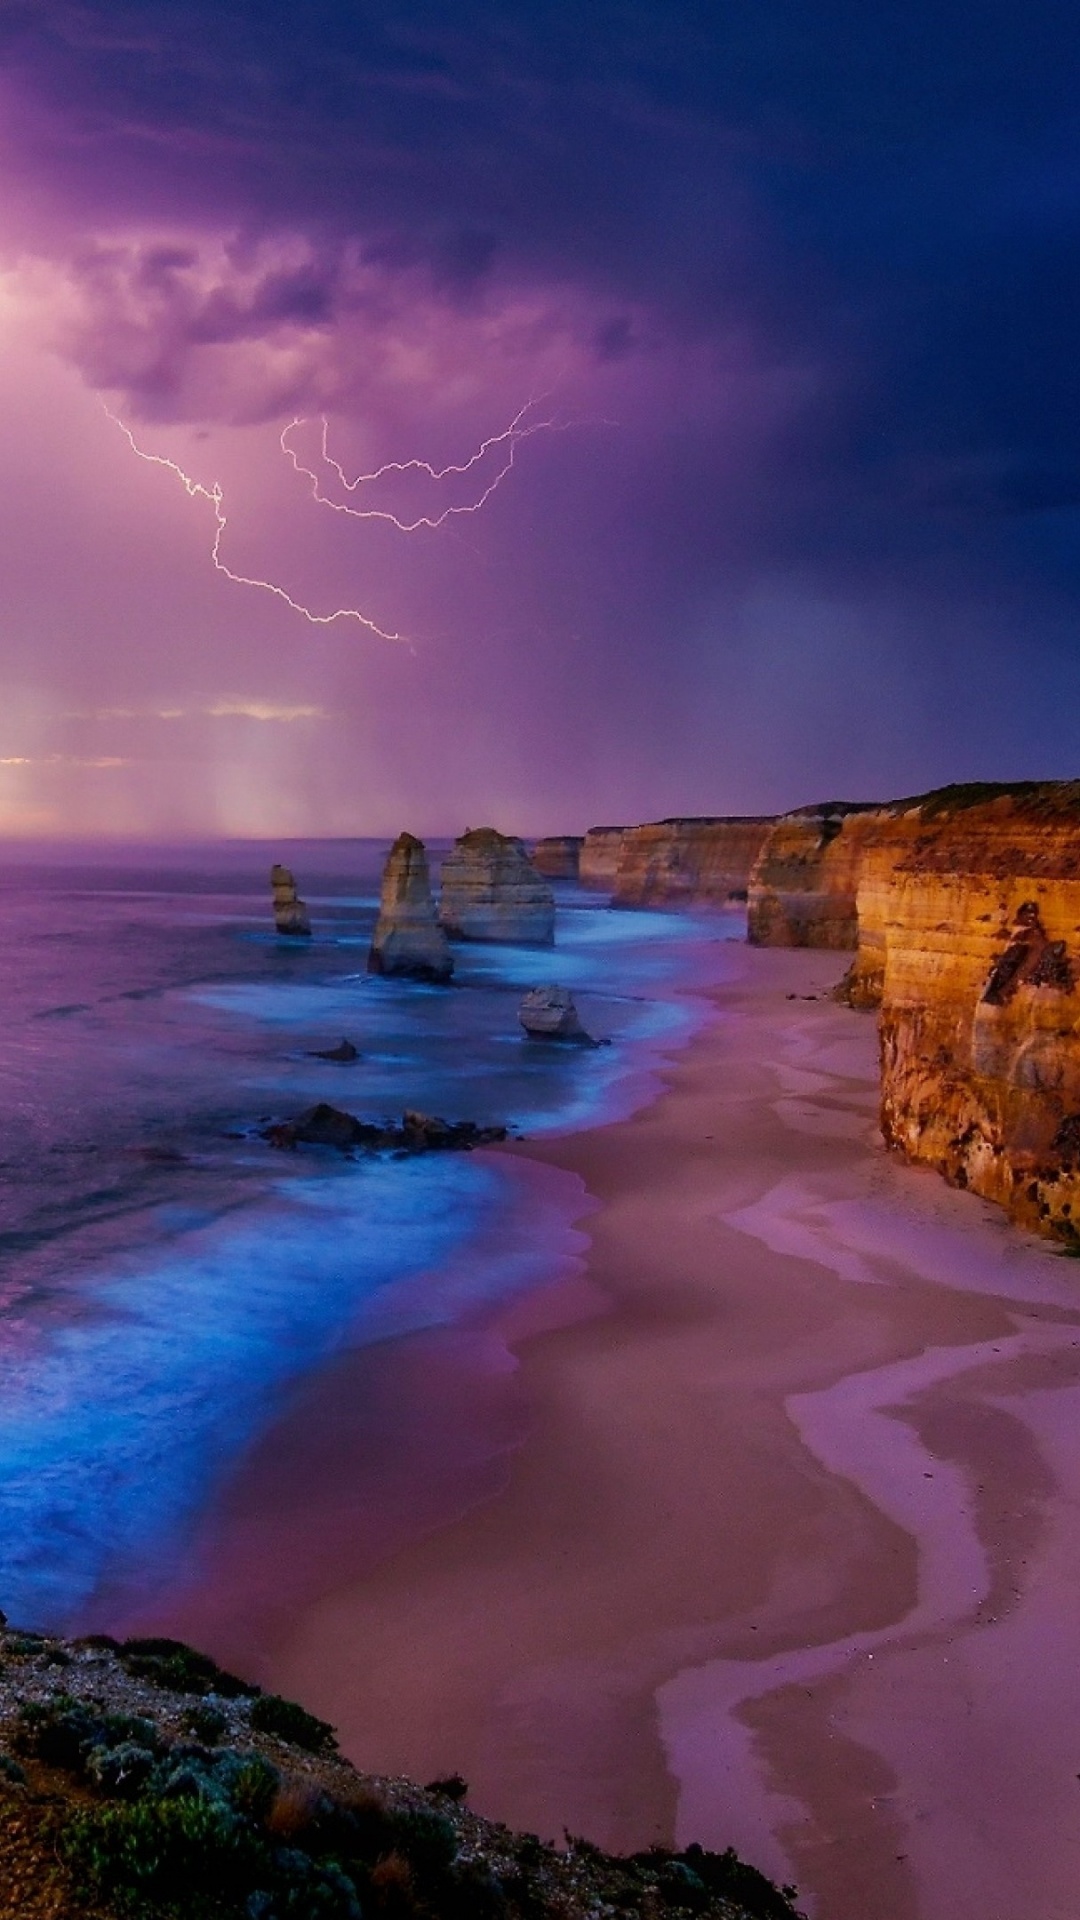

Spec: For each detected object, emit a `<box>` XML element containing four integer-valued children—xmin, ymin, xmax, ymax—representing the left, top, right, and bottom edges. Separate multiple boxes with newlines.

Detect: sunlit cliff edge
<box><xmin>575</xmin><ymin>784</ymin><xmax>1080</xmax><ymax>1245</ymax></box>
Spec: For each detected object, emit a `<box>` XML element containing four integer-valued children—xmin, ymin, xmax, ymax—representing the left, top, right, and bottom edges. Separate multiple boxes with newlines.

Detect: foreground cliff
<box><xmin>0</xmin><ymin>1624</ymin><xmax>801</xmax><ymax>1920</ymax></box>
<box><xmin>439</xmin><ymin>830</ymin><xmax>555</xmax><ymax>945</ymax></box>
<box><xmin>872</xmin><ymin>784</ymin><xmax>1080</xmax><ymax>1241</ymax></box>
<box><xmin>613</xmin><ymin>817</ymin><xmax>774</xmax><ymax>908</ymax></box>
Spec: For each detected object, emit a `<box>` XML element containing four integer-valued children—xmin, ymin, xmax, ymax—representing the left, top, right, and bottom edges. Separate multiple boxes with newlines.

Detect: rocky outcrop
<box><xmin>368</xmin><ymin>833</ymin><xmax>453</xmax><ymax>982</ymax></box>
<box><xmin>872</xmin><ymin>784</ymin><xmax>1080</xmax><ymax>1241</ymax></box>
<box><xmin>307</xmin><ymin>1038</ymin><xmax>360</xmax><ymax>1061</ymax></box>
<box><xmin>746</xmin><ymin>805</ymin><xmax>892</xmax><ymax>949</ymax></box>
<box><xmin>518</xmin><ymin>985</ymin><xmax>595</xmax><ymax>1044</ymax></box>
<box><xmin>271</xmin><ymin>863</ymin><xmax>311</xmax><ymax>937</ymax></box>
<box><xmin>531</xmin><ymin>835</ymin><xmax>584</xmax><ymax>880</ymax></box>
<box><xmin>613</xmin><ymin>817</ymin><xmax>773</xmax><ymax>908</ymax></box>
<box><xmin>438</xmin><ymin>828</ymin><xmax>555</xmax><ymax>945</ymax></box>
<box><xmin>579</xmin><ymin>826</ymin><xmax>628</xmax><ymax>887</ymax></box>
<box><xmin>264</xmin><ymin>1103</ymin><xmax>507</xmax><ymax>1153</ymax></box>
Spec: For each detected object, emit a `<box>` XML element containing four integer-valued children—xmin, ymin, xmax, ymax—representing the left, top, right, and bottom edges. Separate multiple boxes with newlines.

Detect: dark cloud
<box><xmin>2</xmin><ymin>0</ymin><xmax>1080</xmax><ymax>814</ymax></box>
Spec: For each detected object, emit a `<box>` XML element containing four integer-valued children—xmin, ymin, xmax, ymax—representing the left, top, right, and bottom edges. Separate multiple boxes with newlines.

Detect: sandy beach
<box><xmin>139</xmin><ymin>943</ymin><xmax>1080</xmax><ymax>1920</ymax></box>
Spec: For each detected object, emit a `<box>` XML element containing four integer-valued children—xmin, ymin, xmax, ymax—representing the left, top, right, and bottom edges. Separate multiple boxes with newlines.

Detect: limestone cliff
<box><xmin>438</xmin><ymin>828</ymin><xmax>555</xmax><ymax>945</ymax></box>
<box><xmin>579</xmin><ymin>825</ymin><xmax>628</xmax><ymax>887</ymax></box>
<box><xmin>270</xmin><ymin>863</ymin><xmax>311</xmax><ymax>937</ymax></box>
<box><xmin>368</xmin><ymin>833</ymin><xmax>453</xmax><ymax>982</ymax></box>
<box><xmin>747</xmin><ymin>805</ymin><xmax>891</xmax><ymax>949</ymax></box>
<box><xmin>532</xmin><ymin>835</ymin><xmax>584</xmax><ymax>880</ymax></box>
<box><xmin>613</xmin><ymin>817</ymin><xmax>774</xmax><ymax>908</ymax></box>
<box><xmin>873</xmin><ymin>784</ymin><xmax>1080</xmax><ymax>1241</ymax></box>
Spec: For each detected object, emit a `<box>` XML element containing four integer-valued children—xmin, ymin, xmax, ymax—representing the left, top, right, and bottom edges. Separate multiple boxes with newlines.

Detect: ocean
<box><xmin>0</xmin><ymin>840</ymin><xmax>740</xmax><ymax>1632</ymax></box>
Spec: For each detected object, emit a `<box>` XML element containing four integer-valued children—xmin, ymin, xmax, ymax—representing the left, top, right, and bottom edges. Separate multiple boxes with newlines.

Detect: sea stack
<box><xmin>368</xmin><ymin>833</ymin><xmax>454</xmax><ymax>982</ymax></box>
<box><xmin>438</xmin><ymin>828</ymin><xmax>556</xmax><ymax>945</ymax></box>
<box><xmin>271</xmin><ymin>863</ymin><xmax>311</xmax><ymax>937</ymax></box>
<box><xmin>518</xmin><ymin>985</ymin><xmax>594</xmax><ymax>1043</ymax></box>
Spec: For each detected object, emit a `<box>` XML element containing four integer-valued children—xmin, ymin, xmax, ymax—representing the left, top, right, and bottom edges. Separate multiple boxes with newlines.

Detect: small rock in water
<box><xmin>271</xmin><ymin>863</ymin><xmax>312</xmax><ymax>937</ymax></box>
<box><xmin>262</xmin><ymin>1103</ymin><xmax>506</xmax><ymax>1154</ymax></box>
<box><xmin>518</xmin><ymin>984</ymin><xmax>596</xmax><ymax>1045</ymax></box>
<box><xmin>308</xmin><ymin>1038</ymin><xmax>360</xmax><ymax>1061</ymax></box>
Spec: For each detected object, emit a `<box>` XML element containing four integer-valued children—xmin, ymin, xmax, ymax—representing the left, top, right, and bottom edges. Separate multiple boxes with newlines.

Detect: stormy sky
<box><xmin>1</xmin><ymin>0</ymin><xmax>1078</xmax><ymax>835</ymax></box>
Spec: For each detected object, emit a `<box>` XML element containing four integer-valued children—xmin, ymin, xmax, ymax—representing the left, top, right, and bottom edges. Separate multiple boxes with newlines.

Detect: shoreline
<box><xmin>119</xmin><ymin>943</ymin><xmax>1080</xmax><ymax>1920</ymax></box>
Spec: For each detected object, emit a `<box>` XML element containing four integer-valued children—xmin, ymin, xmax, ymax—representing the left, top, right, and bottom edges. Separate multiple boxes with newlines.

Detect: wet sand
<box><xmin>138</xmin><ymin>944</ymin><xmax>1080</xmax><ymax>1920</ymax></box>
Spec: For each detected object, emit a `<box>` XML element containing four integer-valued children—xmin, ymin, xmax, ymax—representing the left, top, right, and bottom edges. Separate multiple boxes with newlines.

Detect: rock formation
<box><xmin>746</xmin><ymin>805</ymin><xmax>891</xmax><ymax>948</ymax></box>
<box><xmin>518</xmin><ymin>984</ymin><xmax>595</xmax><ymax>1043</ymax></box>
<box><xmin>368</xmin><ymin>833</ymin><xmax>453</xmax><ymax>982</ymax></box>
<box><xmin>613</xmin><ymin>817</ymin><xmax>774</xmax><ymax>908</ymax></box>
<box><xmin>264</xmin><ymin>1103</ymin><xmax>507</xmax><ymax>1153</ymax></box>
<box><xmin>869</xmin><ymin>784</ymin><xmax>1080</xmax><ymax>1241</ymax></box>
<box><xmin>271</xmin><ymin>863</ymin><xmax>311</xmax><ymax>937</ymax></box>
<box><xmin>531</xmin><ymin>835</ymin><xmax>584</xmax><ymax>880</ymax></box>
<box><xmin>438</xmin><ymin>828</ymin><xmax>555</xmax><ymax>945</ymax></box>
<box><xmin>579</xmin><ymin>826</ymin><xmax>628</xmax><ymax>887</ymax></box>
<box><xmin>307</xmin><ymin>1038</ymin><xmax>360</xmax><ymax>1061</ymax></box>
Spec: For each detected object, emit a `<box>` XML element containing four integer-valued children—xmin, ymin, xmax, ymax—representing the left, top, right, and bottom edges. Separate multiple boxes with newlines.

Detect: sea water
<box><xmin>0</xmin><ymin>841</ymin><xmax>741</xmax><ymax>1629</ymax></box>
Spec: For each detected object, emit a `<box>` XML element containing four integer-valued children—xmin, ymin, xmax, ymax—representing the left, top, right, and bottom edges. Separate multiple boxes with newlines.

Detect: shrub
<box><xmin>631</xmin><ymin>1843</ymin><xmax>801</xmax><ymax>1920</ymax></box>
<box><xmin>85</xmin><ymin>1743</ymin><xmax>159</xmax><ymax>1799</ymax></box>
<box><xmin>248</xmin><ymin>1693</ymin><xmax>337</xmax><ymax>1755</ymax></box>
<box><xmin>60</xmin><ymin>1794</ymin><xmax>266</xmax><ymax>1914</ymax></box>
<box><xmin>183</xmin><ymin>1703</ymin><xmax>228</xmax><ymax>1745</ymax></box>
<box><xmin>121</xmin><ymin>1637</ymin><xmax>256</xmax><ymax>1699</ymax></box>
<box><xmin>15</xmin><ymin>1696</ymin><xmax>105</xmax><ymax>1771</ymax></box>
<box><xmin>424</xmin><ymin>1773</ymin><xmax>468</xmax><ymax>1801</ymax></box>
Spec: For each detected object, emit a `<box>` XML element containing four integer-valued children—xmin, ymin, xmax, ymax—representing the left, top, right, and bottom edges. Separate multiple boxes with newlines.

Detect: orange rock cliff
<box><xmin>746</xmin><ymin>804</ymin><xmax>894</xmax><ymax>949</ymax></box>
<box><xmin>579</xmin><ymin>825</ymin><xmax>628</xmax><ymax>886</ymax></box>
<box><xmin>566</xmin><ymin>783</ymin><xmax>1080</xmax><ymax>1242</ymax></box>
<box><xmin>868</xmin><ymin>784</ymin><xmax>1080</xmax><ymax>1242</ymax></box>
<box><xmin>611</xmin><ymin>816</ymin><xmax>774</xmax><ymax>907</ymax></box>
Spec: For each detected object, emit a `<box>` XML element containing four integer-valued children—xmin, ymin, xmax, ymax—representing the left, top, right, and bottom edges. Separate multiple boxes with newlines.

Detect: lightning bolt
<box><xmin>279</xmin><ymin>401</ymin><xmax>558</xmax><ymax>533</ymax></box>
<box><xmin>105</xmin><ymin>409</ymin><xmax>408</xmax><ymax>642</ymax></box>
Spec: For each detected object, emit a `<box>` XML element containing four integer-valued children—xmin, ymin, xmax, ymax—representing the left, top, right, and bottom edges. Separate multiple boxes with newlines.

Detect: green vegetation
<box><xmin>119</xmin><ymin>1636</ymin><xmax>256</xmax><ymax>1699</ymax></box>
<box><xmin>0</xmin><ymin>1639</ymin><xmax>806</xmax><ymax>1920</ymax></box>
<box><xmin>248</xmin><ymin>1691</ymin><xmax>338</xmax><ymax>1754</ymax></box>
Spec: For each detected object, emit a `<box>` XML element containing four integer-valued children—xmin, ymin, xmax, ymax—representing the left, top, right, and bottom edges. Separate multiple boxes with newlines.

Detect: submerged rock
<box><xmin>270</xmin><ymin>863</ymin><xmax>311</xmax><ymax>937</ymax></box>
<box><xmin>439</xmin><ymin>828</ymin><xmax>555</xmax><ymax>945</ymax></box>
<box><xmin>307</xmin><ymin>1038</ymin><xmax>360</xmax><ymax>1061</ymax></box>
<box><xmin>368</xmin><ymin>833</ymin><xmax>453</xmax><ymax>981</ymax></box>
<box><xmin>262</xmin><ymin>1103</ymin><xmax>506</xmax><ymax>1153</ymax></box>
<box><xmin>518</xmin><ymin>985</ymin><xmax>596</xmax><ymax>1045</ymax></box>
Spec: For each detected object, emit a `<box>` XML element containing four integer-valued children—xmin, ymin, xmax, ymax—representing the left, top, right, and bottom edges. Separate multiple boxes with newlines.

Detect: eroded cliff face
<box><xmin>875</xmin><ymin>786</ymin><xmax>1080</xmax><ymax>1241</ymax></box>
<box><xmin>438</xmin><ymin>828</ymin><xmax>556</xmax><ymax>945</ymax></box>
<box><xmin>579</xmin><ymin>826</ymin><xmax>627</xmax><ymax>887</ymax></box>
<box><xmin>612</xmin><ymin>817</ymin><xmax>773</xmax><ymax>908</ymax></box>
<box><xmin>747</xmin><ymin>806</ymin><xmax>889</xmax><ymax>949</ymax></box>
<box><xmin>532</xmin><ymin>835</ymin><xmax>584</xmax><ymax>880</ymax></box>
<box><xmin>368</xmin><ymin>833</ymin><xmax>453</xmax><ymax>981</ymax></box>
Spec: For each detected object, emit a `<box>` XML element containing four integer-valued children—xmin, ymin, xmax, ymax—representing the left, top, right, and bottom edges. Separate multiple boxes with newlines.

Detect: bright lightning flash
<box><xmin>279</xmin><ymin>401</ymin><xmax>560</xmax><ymax>532</ymax></box>
<box><xmin>107</xmin><ymin>397</ymin><xmax>571</xmax><ymax>643</ymax></box>
<box><xmin>106</xmin><ymin>409</ymin><xmax>408</xmax><ymax>642</ymax></box>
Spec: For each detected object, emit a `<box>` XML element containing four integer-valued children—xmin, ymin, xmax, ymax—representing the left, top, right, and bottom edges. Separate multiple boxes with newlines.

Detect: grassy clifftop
<box><xmin>0</xmin><ymin>1621</ymin><xmax>804</xmax><ymax>1920</ymax></box>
